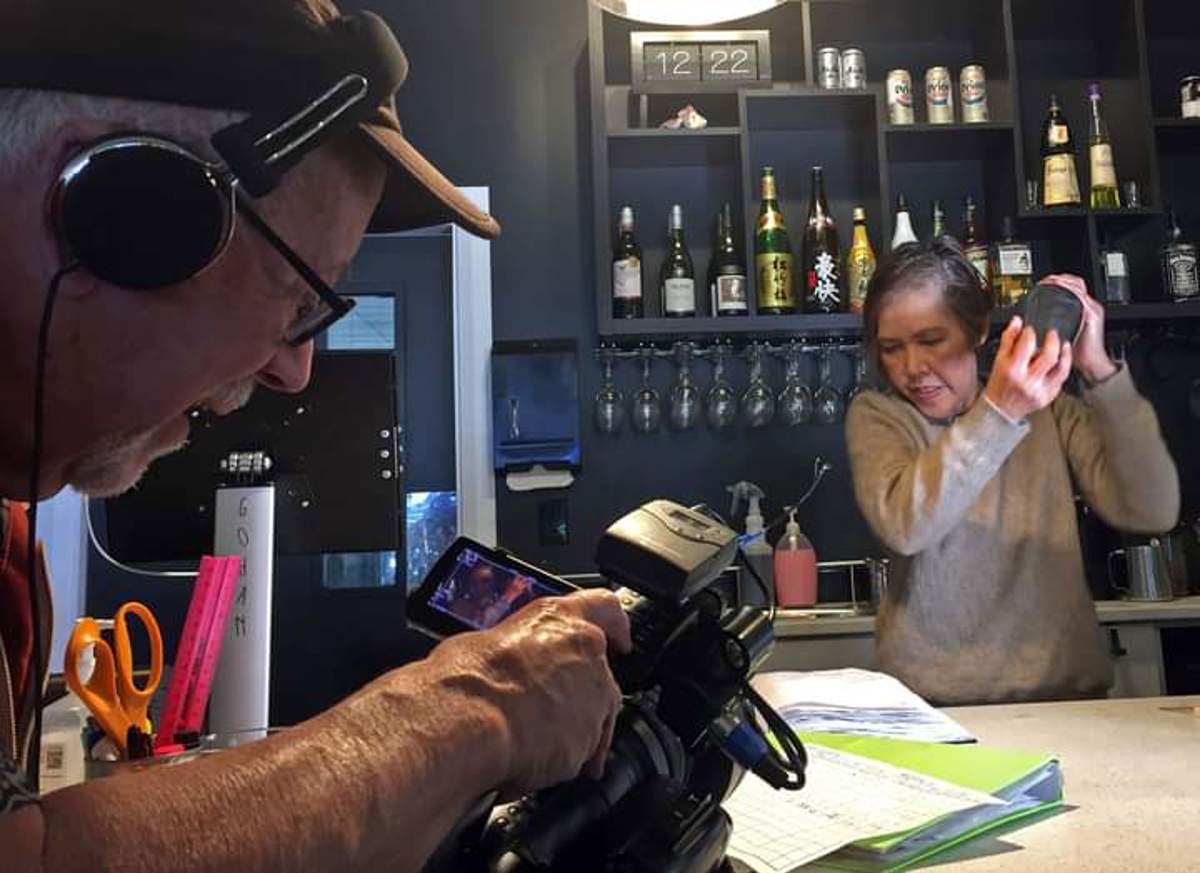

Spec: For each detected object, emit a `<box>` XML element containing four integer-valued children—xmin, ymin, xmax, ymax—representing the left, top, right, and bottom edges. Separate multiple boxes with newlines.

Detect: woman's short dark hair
<box><xmin>862</xmin><ymin>238</ymin><xmax>993</xmax><ymax>369</ymax></box>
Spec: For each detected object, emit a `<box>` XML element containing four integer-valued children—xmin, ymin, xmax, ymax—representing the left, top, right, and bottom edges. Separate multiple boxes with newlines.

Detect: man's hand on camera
<box><xmin>426</xmin><ymin>589</ymin><xmax>631</xmax><ymax>793</ymax></box>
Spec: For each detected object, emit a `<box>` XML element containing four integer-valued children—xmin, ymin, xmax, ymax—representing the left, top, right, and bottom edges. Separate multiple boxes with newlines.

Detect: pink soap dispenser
<box><xmin>774</xmin><ymin>508</ymin><xmax>818</xmax><ymax>607</ymax></box>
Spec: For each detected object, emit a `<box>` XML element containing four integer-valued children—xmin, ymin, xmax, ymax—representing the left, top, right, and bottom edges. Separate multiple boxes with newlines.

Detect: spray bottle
<box><xmin>774</xmin><ymin>507</ymin><xmax>818</xmax><ymax>607</ymax></box>
<box><xmin>727</xmin><ymin>481</ymin><xmax>773</xmax><ymax>608</ymax></box>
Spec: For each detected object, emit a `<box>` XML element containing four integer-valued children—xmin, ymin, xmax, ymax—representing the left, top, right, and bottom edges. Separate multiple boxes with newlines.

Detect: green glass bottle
<box><xmin>1087</xmin><ymin>82</ymin><xmax>1121</xmax><ymax>210</ymax></box>
<box><xmin>755</xmin><ymin>166</ymin><xmax>795</xmax><ymax>315</ymax></box>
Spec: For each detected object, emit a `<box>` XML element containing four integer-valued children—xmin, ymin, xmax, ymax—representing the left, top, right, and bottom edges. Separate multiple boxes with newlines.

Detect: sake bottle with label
<box><xmin>845</xmin><ymin>206</ymin><xmax>876</xmax><ymax>314</ymax></box>
<box><xmin>755</xmin><ymin>166</ymin><xmax>796</xmax><ymax>314</ymax></box>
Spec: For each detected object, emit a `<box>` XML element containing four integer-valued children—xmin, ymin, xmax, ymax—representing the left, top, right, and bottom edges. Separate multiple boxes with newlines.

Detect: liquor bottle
<box><xmin>755</xmin><ymin>166</ymin><xmax>796</xmax><ymax>314</ymax></box>
<box><xmin>708</xmin><ymin>202</ymin><xmax>748</xmax><ymax>317</ymax></box>
<box><xmin>930</xmin><ymin>199</ymin><xmax>947</xmax><ymax>241</ymax></box>
<box><xmin>846</xmin><ymin>206</ymin><xmax>876</xmax><ymax>314</ymax></box>
<box><xmin>1162</xmin><ymin>208</ymin><xmax>1200</xmax><ymax>301</ymax></box>
<box><xmin>891</xmin><ymin>193</ymin><xmax>919</xmax><ymax>250</ymax></box>
<box><xmin>802</xmin><ymin>166</ymin><xmax>842</xmax><ymax>314</ymax></box>
<box><xmin>1041</xmin><ymin>94</ymin><xmax>1082</xmax><ymax>208</ymax></box>
<box><xmin>991</xmin><ymin>216</ymin><xmax>1034</xmax><ymax>306</ymax></box>
<box><xmin>611</xmin><ymin>205</ymin><xmax>643</xmax><ymax>318</ymax></box>
<box><xmin>660</xmin><ymin>204</ymin><xmax>696</xmax><ymax>317</ymax></box>
<box><xmin>1087</xmin><ymin>83</ymin><xmax>1121</xmax><ymax>210</ymax></box>
<box><xmin>960</xmin><ymin>196</ymin><xmax>990</xmax><ymax>287</ymax></box>
<box><xmin>1099</xmin><ymin>232</ymin><xmax>1131</xmax><ymax>305</ymax></box>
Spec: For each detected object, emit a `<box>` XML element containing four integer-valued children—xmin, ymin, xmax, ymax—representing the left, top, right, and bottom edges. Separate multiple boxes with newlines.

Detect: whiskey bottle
<box><xmin>755</xmin><ymin>166</ymin><xmax>796</xmax><ymax>314</ymax></box>
<box><xmin>1162</xmin><ymin>208</ymin><xmax>1199</xmax><ymax>301</ymax></box>
<box><xmin>660</xmin><ymin>204</ymin><xmax>696</xmax><ymax>317</ymax></box>
<box><xmin>802</xmin><ymin>166</ymin><xmax>842</xmax><ymax>313</ymax></box>
<box><xmin>991</xmin><ymin>216</ymin><xmax>1033</xmax><ymax>306</ymax></box>
<box><xmin>612</xmin><ymin>205</ymin><xmax>643</xmax><ymax>318</ymax></box>
<box><xmin>1042</xmin><ymin>94</ymin><xmax>1082</xmax><ymax>208</ymax></box>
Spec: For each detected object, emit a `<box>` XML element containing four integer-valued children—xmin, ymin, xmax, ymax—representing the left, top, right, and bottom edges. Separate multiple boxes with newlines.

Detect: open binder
<box><xmin>801</xmin><ymin>733</ymin><xmax>1062</xmax><ymax>871</ymax></box>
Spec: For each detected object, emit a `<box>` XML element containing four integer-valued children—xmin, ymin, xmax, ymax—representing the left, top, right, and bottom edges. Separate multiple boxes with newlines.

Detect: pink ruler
<box><xmin>155</xmin><ymin>555</ymin><xmax>240</xmax><ymax>749</ymax></box>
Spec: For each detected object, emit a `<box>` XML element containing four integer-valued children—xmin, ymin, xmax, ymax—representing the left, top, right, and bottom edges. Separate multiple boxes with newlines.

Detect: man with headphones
<box><xmin>0</xmin><ymin>1</ymin><xmax>631</xmax><ymax>870</ymax></box>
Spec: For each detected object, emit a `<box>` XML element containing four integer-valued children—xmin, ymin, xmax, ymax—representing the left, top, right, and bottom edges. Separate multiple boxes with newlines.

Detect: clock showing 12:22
<box><xmin>631</xmin><ymin>30</ymin><xmax>772</xmax><ymax>93</ymax></box>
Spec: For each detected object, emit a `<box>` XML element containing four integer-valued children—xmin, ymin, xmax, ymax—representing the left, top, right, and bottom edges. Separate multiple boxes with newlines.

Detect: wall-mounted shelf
<box><xmin>605</xmin><ymin>313</ymin><xmax>863</xmax><ymax>340</ymax></box>
<box><xmin>588</xmin><ymin>0</ymin><xmax>1200</xmax><ymax>342</ymax></box>
<box><xmin>884</xmin><ymin>121</ymin><xmax>1015</xmax><ymax>135</ymax></box>
<box><xmin>607</xmin><ymin>127</ymin><xmax>742</xmax><ymax>139</ymax></box>
<box><xmin>1154</xmin><ymin>118</ymin><xmax>1200</xmax><ymax>130</ymax></box>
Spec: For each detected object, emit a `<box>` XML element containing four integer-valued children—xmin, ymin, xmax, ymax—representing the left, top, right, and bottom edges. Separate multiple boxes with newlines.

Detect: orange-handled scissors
<box><xmin>65</xmin><ymin>601</ymin><xmax>163</xmax><ymax>759</ymax></box>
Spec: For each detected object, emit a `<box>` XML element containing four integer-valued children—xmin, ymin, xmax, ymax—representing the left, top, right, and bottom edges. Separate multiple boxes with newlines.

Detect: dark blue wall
<box><xmin>354</xmin><ymin>0</ymin><xmax>1198</xmax><ymax>580</ymax></box>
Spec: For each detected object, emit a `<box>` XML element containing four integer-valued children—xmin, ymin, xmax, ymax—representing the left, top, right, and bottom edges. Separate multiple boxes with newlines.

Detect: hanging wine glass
<box><xmin>669</xmin><ymin>342</ymin><xmax>700</xmax><ymax>431</ymax></box>
<box><xmin>778</xmin><ymin>341</ymin><xmax>813</xmax><ymax>427</ymax></box>
<box><xmin>845</xmin><ymin>348</ymin><xmax>868</xmax><ymax>405</ymax></box>
<box><xmin>741</xmin><ymin>342</ymin><xmax>775</xmax><ymax>428</ymax></box>
<box><xmin>593</xmin><ymin>347</ymin><xmax>625</xmax><ymax>434</ymax></box>
<box><xmin>632</xmin><ymin>347</ymin><xmax>661</xmax><ymax>434</ymax></box>
<box><xmin>706</xmin><ymin>344</ymin><xmax>737</xmax><ymax>429</ymax></box>
<box><xmin>814</xmin><ymin>348</ymin><xmax>845</xmax><ymax>425</ymax></box>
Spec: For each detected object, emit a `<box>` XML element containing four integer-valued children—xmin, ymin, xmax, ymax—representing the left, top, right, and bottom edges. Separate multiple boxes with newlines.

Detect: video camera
<box><xmin>409</xmin><ymin>500</ymin><xmax>808</xmax><ymax>873</ymax></box>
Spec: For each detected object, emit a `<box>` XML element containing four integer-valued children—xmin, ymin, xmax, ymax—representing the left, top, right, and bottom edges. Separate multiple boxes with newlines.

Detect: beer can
<box><xmin>886</xmin><ymin>69</ymin><xmax>915</xmax><ymax>125</ymax></box>
<box><xmin>1183</xmin><ymin>76</ymin><xmax>1200</xmax><ymax>119</ymax></box>
<box><xmin>817</xmin><ymin>46</ymin><xmax>841</xmax><ymax>90</ymax></box>
<box><xmin>925</xmin><ymin>66</ymin><xmax>954</xmax><ymax>124</ymax></box>
<box><xmin>841</xmin><ymin>48</ymin><xmax>867</xmax><ymax>90</ymax></box>
<box><xmin>960</xmin><ymin>65</ymin><xmax>989</xmax><ymax>123</ymax></box>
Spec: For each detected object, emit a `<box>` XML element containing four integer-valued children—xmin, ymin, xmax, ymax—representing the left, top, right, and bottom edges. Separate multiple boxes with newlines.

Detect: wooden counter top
<box><xmin>921</xmin><ymin>695</ymin><xmax>1200</xmax><ymax>871</ymax></box>
<box><xmin>773</xmin><ymin>596</ymin><xmax>1200</xmax><ymax>639</ymax></box>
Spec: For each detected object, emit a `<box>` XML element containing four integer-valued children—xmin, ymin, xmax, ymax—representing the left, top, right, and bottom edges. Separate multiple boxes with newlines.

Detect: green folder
<box><xmin>798</xmin><ymin>732</ymin><xmax>1063</xmax><ymax>872</ymax></box>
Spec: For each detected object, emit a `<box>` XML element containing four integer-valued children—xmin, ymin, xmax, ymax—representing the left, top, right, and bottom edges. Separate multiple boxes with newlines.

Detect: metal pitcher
<box><xmin>1108</xmin><ymin>539</ymin><xmax>1175</xmax><ymax>602</ymax></box>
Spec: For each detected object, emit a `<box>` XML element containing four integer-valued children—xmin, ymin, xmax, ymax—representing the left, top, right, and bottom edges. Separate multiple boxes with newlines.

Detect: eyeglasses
<box><xmin>233</xmin><ymin>194</ymin><xmax>356</xmax><ymax>346</ymax></box>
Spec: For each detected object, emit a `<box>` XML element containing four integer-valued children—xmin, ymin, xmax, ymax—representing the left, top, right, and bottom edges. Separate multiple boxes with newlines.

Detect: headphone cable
<box><xmin>25</xmin><ymin>262</ymin><xmax>79</xmax><ymax>787</ymax></box>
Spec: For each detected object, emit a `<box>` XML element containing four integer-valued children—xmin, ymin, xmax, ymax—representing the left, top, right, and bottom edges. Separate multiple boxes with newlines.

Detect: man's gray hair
<box><xmin>0</xmin><ymin>89</ymin><xmax>243</xmax><ymax>174</ymax></box>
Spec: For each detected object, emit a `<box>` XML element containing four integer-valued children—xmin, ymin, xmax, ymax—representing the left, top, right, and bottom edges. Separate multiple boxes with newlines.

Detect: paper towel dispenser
<box><xmin>492</xmin><ymin>339</ymin><xmax>580</xmax><ymax>474</ymax></box>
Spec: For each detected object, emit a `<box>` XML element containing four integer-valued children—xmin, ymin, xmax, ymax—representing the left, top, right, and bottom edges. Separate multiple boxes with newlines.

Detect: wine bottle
<box><xmin>802</xmin><ymin>166</ymin><xmax>842</xmax><ymax>314</ymax></box>
<box><xmin>708</xmin><ymin>202</ymin><xmax>748</xmax><ymax>317</ymax></box>
<box><xmin>930</xmin><ymin>199</ymin><xmax>947</xmax><ymax>241</ymax></box>
<box><xmin>755</xmin><ymin>166</ymin><xmax>796</xmax><ymax>315</ymax></box>
<box><xmin>1088</xmin><ymin>83</ymin><xmax>1121</xmax><ymax>210</ymax></box>
<box><xmin>1162</xmin><ymin>208</ymin><xmax>1199</xmax><ymax>301</ymax></box>
<box><xmin>1042</xmin><ymin>94</ymin><xmax>1082</xmax><ymax>208</ymax></box>
<box><xmin>846</xmin><ymin>206</ymin><xmax>876</xmax><ymax>314</ymax></box>
<box><xmin>892</xmin><ymin>193</ymin><xmax>919</xmax><ymax>250</ymax></box>
<box><xmin>1099</xmin><ymin>232</ymin><xmax>1131</xmax><ymax>305</ymax></box>
<box><xmin>612</xmin><ymin>205</ymin><xmax>643</xmax><ymax>318</ymax></box>
<box><xmin>992</xmin><ymin>216</ymin><xmax>1034</xmax><ymax>306</ymax></box>
<box><xmin>660</xmin><ymin>205</ymin><xmax>695</xmax><ymax>317</ymax></box>
<box><xmin>961</xmin><ymin>196</ymin><xmax>990</xmax><ymax>287</ymax></box>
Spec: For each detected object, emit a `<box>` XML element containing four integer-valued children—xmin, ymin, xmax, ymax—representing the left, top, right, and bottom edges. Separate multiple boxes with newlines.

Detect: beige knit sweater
<box><xmin>845</xmin><ymin>367</ymin><xmax>1180</xmax><ymax>705</ymax></box>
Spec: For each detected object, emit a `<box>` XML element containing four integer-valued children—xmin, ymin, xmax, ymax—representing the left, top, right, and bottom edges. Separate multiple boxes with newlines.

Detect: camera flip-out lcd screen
<box><xmin>410</xmin><ymin>539</ymin><xmax>577</xmax><ymax>639</ymax></box>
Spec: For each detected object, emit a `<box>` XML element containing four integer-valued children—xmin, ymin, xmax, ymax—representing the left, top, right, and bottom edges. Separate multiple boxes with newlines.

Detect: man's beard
<box><xmin>64</xmin><ymin>379</ymin><xmax>257</xmax><ymax>498</ymax></box>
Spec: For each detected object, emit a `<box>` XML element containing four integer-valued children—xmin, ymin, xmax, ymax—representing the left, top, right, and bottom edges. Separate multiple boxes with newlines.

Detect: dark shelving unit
<box><xmin>588</xmin><ymin>0</ymin><xmax>1200</xmax><ymax>340</ymax></box>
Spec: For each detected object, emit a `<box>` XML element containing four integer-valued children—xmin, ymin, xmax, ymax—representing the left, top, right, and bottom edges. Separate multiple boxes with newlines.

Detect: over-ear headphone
<box><xmin>47</xmin><ymin>11</ymin><xmax>407</xmax><ymax>291</ymax></box>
